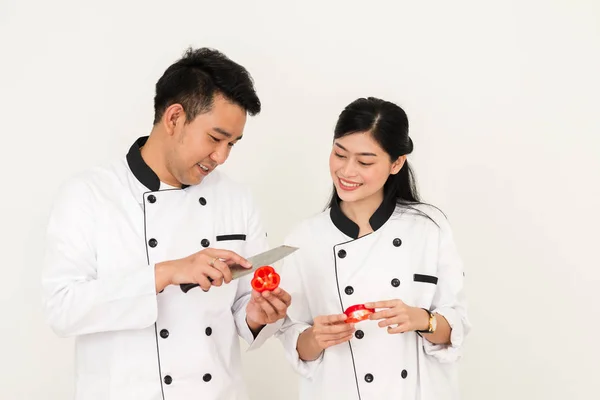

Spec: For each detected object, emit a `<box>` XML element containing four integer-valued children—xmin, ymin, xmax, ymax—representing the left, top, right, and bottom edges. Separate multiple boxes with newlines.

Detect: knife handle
<box><xmin>180</xmin><ymin>277</ymin><xmax>214</xmax><ymax>293</ymax></box>
<box><xmin>180</xmin><ymin>283</ymin><xmax>199</xmax><ymax>293</ymax></box>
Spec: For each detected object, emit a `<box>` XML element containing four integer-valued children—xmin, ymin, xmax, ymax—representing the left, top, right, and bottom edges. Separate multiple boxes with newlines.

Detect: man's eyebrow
<box><xmin>334</xmin><ymin>142</ymin><xmax>377</xmax><ymax>156</ymax></box>
<box><xmin>213</xmin><ymin>127</ymin><xmax>243</xmax><ymax>141</ymax></box>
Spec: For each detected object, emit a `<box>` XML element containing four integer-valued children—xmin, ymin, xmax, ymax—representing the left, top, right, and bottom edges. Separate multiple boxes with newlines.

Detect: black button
<box><xmin>391</xmin><ymin>278</ymin><xmax>401</xmax><ymax>287</ymax></box>
<box><xmin>160</xmin><ymin>329</ymin><xmax>169</xmax><ymax>339</ymax></box>
<box><xmin>393</xmin><ymin>238</ymin><xmax>402</xmax><ymax>247</ymax></box>
<box><xmin>203</xmin><ymin>373</ymin><xmax>212</xmax><ymax>382</ymax></box>
<box><xmin>164</xmin><ymin>375</ymin><xmax>172</xmax><ymax>385</ymax></box>
<box><xmin>344</xmin><ymin>286</ymin><xmax>354</xmax><ymax>295</ymax></box>
<box><xmin>148</xmin><ymin>238</ymin><xmax>158</xmax><ymax>248</ymax></box>
<box><xmin>355</xmin><ymin>330</ymin><xmax>364</xmax><ymax>339</ymax></box>
<box><xmin>205</xmin><ymin>327</ymin><xmax>212</xmax><ymax>336</ymax></box>
<box><xmin>201</xmin><ymin>239</ymin><xmax>210</xmax><ymax>248</ymax></box>
<box><xmin>365</xmin><ymin>373</ymin><xmax>374</xmax><ymax>383</ymax></box>
<box><xmin>199</xmin><ymin>197</ymin><xmax>207</xmax><ymax>206</ymax></box>
<box><xmin>147</xmin><ymin>195</ymin><xmax>156</xmax><ymax>204</ymax></box>
<box><xmin>338</xmin><ymin>249</ymin><xmax>347</xmax><ymax>258</ymax></box>
<box><xmin>401</xmin><ymin>369</ymin><xmax>408</xmax><ymax>379</ymax></box>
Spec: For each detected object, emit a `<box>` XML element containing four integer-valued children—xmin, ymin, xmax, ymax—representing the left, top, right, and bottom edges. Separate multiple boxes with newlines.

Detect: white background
<box><xmin>1</xmin><ymin>0</ymin><xmax>599</xmax><ymax>399</ymax></box>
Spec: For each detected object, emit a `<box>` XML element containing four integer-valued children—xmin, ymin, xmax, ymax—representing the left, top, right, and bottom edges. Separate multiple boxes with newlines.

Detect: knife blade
<box><xmin>180</xmin><ymin>245</ymin><xmax>299</xmax><ymax>293</ymax></box>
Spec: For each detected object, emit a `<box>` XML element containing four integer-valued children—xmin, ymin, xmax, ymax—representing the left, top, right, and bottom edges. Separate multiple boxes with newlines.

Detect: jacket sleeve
<box><xmin>422</xmin><ymin>214</ymin><xmax>471</xmax><ymax>363</ymax></box>
<box><xmin>274</xmin><ymin>233</ymin><xmax>324</xmax><ymax>379</ymax></box>
<box><xmin>41</xmin><ymin>177</ymin><xmax>158</xmax><ymax>337</ymax></box>
<box><xmin>232</xmin><ymin>191</ymin><xmax>284</xmax><ymax>348</ymax></box>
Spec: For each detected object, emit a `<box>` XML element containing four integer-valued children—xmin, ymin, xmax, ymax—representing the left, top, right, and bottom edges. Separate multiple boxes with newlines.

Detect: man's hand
<box><xmin>155</xmin><ymin>248</ymin><xmax>252</xmax><ymax>293</ymax></box>
<box><xmin>245</xmin><ymin>287</ymin><xmax>292</xmax><ymax>335</ymax></box>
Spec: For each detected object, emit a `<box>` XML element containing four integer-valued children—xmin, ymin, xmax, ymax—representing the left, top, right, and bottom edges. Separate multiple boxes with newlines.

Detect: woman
<box><xmin>276</xmin><ymin>97</ymin><xmax>470</xmax><ymax>400</ymax></box>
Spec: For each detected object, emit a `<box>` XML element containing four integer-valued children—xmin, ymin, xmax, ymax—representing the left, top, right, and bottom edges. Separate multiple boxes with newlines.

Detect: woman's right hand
<box><xmin>311</xmin><ymin>314</ymin><xmax>356</xmax><ymax>350</ymax></box>
<box><xmin>297</xmin><ymin>314</ymin><xmax>356</xmax><ymax>361</ymax></box>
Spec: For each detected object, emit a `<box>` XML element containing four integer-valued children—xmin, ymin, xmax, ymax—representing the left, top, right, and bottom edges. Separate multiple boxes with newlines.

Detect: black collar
<box><xmin>330</xmin><ymin>194</ymin><xmax>396</xmax><ymax>239</ymax></box>
<box><xmin>126</xmin><ymin>136</ymin><xmax>189</xmax><ymax>191</ymax></box>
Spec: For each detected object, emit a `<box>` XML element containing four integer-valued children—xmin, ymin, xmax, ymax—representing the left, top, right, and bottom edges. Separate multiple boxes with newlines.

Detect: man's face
<box><xmin>166</xmin><ymin>94</ymin><xmax>247</xmax><ymax>186</ymax></box>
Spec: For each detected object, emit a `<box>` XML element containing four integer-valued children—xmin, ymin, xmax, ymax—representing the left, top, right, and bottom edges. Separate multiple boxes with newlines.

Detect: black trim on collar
<box><xmin>330</xmin><ymin>194</ymin><xmax>396</xmax><ymax>239</ymax></box>
<box><xmin>126</xmin><ymin>136</ymin><xmax>189</xmax><ymax>191</ymax></box>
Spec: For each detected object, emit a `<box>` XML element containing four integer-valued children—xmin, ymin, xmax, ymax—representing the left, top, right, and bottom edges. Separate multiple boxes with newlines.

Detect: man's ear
<box><xmin>162</xmin><ymin>104</ymin><xmax>185</xmax><ymax>135</ymax></box>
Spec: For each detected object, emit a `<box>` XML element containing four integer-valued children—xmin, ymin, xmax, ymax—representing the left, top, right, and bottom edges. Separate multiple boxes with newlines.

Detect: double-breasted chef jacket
<box><xmin>42</xmin><ymin>136</ymin><xmax>282</xmax><ymax>400</ymax></box>
<box><xmin>276</xmin><ymin>196</ymin><xmax>471</xmax><ymax>400</ymax></box>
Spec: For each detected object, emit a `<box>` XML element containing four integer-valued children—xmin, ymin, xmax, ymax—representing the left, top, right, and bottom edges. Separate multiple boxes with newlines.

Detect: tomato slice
<box><xmin>344</xmin><ymin>304</ymin><xmax>374</xmax><ymax>323</ymax></box>
<box><xmin>251</xmin><ymin>266</ymin><xmax>280</xmax><ymax>292</ymax></box>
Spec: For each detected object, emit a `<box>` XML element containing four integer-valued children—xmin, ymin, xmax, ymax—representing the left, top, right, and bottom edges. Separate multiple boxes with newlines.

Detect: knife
<box><xmin>180</xmin><ymin>245</ymin><xmax>299</xmax><ymax>293</ymax></box>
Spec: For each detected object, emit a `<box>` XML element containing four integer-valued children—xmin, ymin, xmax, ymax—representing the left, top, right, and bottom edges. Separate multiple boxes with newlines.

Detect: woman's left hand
<box><xmin>365</xmin><ymin>299</ymin><xmax>429</xmax><ymax>334</ymax></box>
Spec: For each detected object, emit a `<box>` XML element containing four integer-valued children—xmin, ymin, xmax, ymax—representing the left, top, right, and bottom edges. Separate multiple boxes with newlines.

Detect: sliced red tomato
<box><xmin>344</xmin><ymin>304</ymin><xmax>375</xmax><ymax>323</ymax></box>
<box><xmin>251</xmin><ymin>266</ymin><xmax>280</xmax><ymax>292</ymax></box>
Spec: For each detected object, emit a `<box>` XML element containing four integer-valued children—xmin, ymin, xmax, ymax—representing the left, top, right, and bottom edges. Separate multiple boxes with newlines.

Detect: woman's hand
<box><xmin>365</xmin><ymin>299</ymin><xmax>429</xmax><ymax>334</ymax></box>
<box><xmin>297</xmin><ymin>314</ymin><xmax>355</xmax><ymax>361</ymax></box>
<box><xmin>311</xmin><ymin>314</ymin><xmax>356</xmax><ymax>348</ymax></box>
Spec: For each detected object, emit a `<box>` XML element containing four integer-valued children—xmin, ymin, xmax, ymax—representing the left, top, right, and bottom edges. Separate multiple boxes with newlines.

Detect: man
<box><xmin>42</xmin><ymin>47</ymin><xmax>291</xmax><ymax>399</ymax></box>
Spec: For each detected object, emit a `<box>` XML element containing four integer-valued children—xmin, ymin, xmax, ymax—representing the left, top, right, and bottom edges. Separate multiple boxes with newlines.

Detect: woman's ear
<box><xmin>390</xmin><ymin>155</ymin><xmax>407</xmax><ymax>175</ymax></box>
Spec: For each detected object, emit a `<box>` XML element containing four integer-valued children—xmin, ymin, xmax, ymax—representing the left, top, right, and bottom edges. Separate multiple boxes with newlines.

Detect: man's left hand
<box><xmin>246</xmin><ymin>287</ymin><xmax>291</xmax><ymax>333</ymax></box>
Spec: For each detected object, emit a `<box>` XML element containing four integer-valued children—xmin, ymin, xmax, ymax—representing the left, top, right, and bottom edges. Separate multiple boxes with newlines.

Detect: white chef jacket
<box><xmin>42</xmin><ymin>136</ymin><xmax>282</xmax><ymax>400</ymax></box>
<box><xmin>276</xmin><ymin>196</ymin><xmax>471</xmax><ymax>400</ymax></box>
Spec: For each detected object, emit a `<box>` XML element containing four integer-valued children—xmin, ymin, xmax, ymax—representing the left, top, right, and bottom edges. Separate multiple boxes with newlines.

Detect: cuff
<box><xmin>236</xmin><ymin>307</ymin><xmax>285</xmax><ymax>350</ymax></box>
<box><xmin>275</xmin><ymin>320</ymin><xmax>324</xmax><ymax>380</ymax></box>
<box><xmin>247</xmin><ymin>318</ymin><xmax>285</xmax><ymax>351</ymax></box>
<box><xmin>422</xmin><ymin>307</ymin><xmax>467</xmax><ymax>363</ymax></box>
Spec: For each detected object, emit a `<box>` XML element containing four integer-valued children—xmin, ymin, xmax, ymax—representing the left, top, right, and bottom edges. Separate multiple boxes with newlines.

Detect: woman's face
<box><xmin>329</xmin><ymin>132</ymin><xmax>405</xmax><ymax>204</ymax></box>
